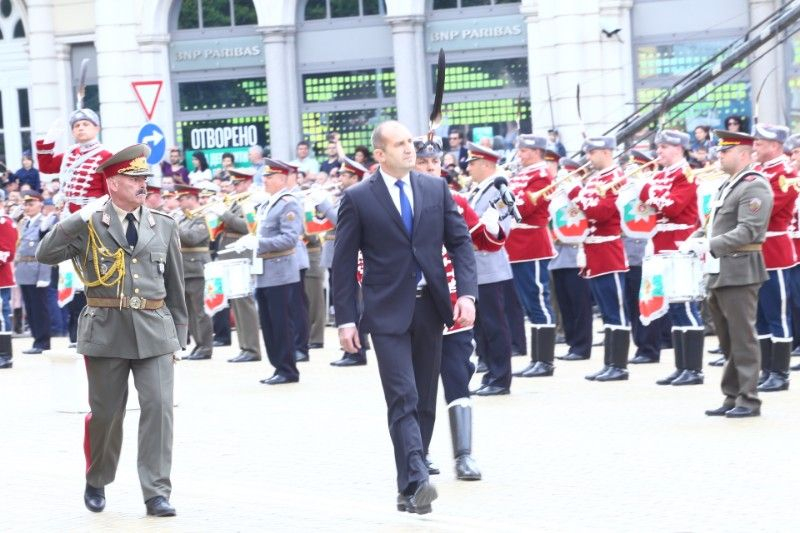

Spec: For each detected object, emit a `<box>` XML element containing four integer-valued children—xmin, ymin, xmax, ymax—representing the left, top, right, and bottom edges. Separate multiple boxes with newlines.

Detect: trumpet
<box><xmin>528</xmin><ymin>161</ymin><xmax>593</xmax><ymax>203</ymax></box>
<box><xmin>779</xmin><ymin>174</ymin><xmax>800</xmax><ymax>193</ymax></box>
<box><xmin>190</xmin><ymin>191</ymin><xmax>252</xmax><ymax>216</ymax></box>
<box><xmin>597</xmin><ymin>158</ymin><xmax>659</xmax><ymax>197</ymax></box>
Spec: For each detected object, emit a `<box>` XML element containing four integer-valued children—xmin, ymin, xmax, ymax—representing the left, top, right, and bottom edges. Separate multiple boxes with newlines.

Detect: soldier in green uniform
<box><xmin>682</xmin><ymin>131</ymin><xmax>773</xmax><ymax>418</ymax></box>
<box><xmin>36</xmin><ymin>143</ymin><xmax>188</xmax><ymax>516</ymax></box>
<box><xmin>175</xmin><ymin>185</ymin><xmax>214</xmax><ymax>360</ymax></box>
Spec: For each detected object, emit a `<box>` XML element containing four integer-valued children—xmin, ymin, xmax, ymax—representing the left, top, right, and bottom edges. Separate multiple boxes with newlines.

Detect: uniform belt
<box><xmin>257</xmin><ymin>249</ymin><xmax>296</xmax><ymax>259</ymax></box>
<box><xmin>15</xmin><ymin>256</ymin><xmax>37</xmax><ymax>263</ymax></box>
<box><xmin>181</xmin><ymin>247</ymin><xmax>208</xmax><ymax>253</ymax></box>
<box><xmin>584</xmin><ymin>235</ymin><xmax>620</xmax><ymax>244</ymax></box>
<box><xmin>224</xmin><ymin>232</ymin><xmax>246</xmax><ymax>238</ymax></box>
<box><xmin>733</xmin><ymin>243</ymin><xmax>762</xmax><ymax>252</ymax></box>
<box><xmin>324</xmin><ymin>235</ymin><xmax>336</xmax><ymax>241</ymax></box>
<box><xmin>306</xmin><ymin>246</ymin><xmax>321</xmax><ymax>252</ymax></box>
<box><xmin>86</xmin><ymin>296</ymin><xmax>165</xmax><ymax>310</ymax></box>
<box><xmin>512</xmin><ymin>223</ymin><xmax>543</xmax><ymax>230</ymax></box>
<box><xmin>765</xmin><ymin>231</ymin><xmax>789</xmax><ymax>237</ymax></box>
<box><xmin>655</xmin><ymin>223</ymin><xmax>693</xmax><ymax>231</ymax></box>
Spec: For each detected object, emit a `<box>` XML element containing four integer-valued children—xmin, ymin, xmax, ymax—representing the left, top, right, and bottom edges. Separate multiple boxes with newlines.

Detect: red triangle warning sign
<box><xmin>131</xmin><ymin>80</ymin><xmax>163</xmax><ymax>121</ymax></box>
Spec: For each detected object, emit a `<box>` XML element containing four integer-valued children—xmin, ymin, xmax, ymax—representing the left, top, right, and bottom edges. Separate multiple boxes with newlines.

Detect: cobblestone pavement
<box><xmin>2</xmin><ymin>327</ymin><xmax>800</xmax><ymax>532</ymax></box>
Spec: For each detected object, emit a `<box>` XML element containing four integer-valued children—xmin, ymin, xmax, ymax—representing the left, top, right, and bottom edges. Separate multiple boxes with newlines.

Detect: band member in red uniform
<box><xmin>0</xmin><ymin>203</ymin><xmax>16</xmax><ymax>369</ymax></box>
<box><xmin>414</xmin><ymin>136</ymin><xmax>505</xmax><ymax>481</ymax></box>
<box><xmin>507</xmin><ymin>134</ymin><xmax>558</xmax><ymax>378</ymax></box>
<box><xmin>567</xmin><ymin>136</ymin><xmax>631</xmax><ymax>381</ymax></box>
<box><xmin>751</xmin><ymin>124</ymin><xmax>797</xmax><ymax>391</ymax></box>
<box><xmin>35</xmin><ymin>109</ymin><xmax>112</xmax><ymax>212</ymax></box>
<box><xmin>784</xmin><ymin>133</ymin><xmax>800</xmax><ymax>369</ymax></box>
<box><xmin>639</xmin><ymin>130</ymin><xmax>704</xmax><ymax>386</ymax></box>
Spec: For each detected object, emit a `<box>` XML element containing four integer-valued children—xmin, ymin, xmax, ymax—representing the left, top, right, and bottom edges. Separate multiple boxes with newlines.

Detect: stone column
<box><xmin>27</xmin><ymin>0</ymin><xmax>61</xmax><ymax>139</ymax></box>
<box><xmin>261</xmin><ymin>25</ymin><xmax>300</xmax><ymax>160</ymax></box>
<box><xmin>284</xmin><ymin>28</ymin><xmax>302</xmax><ymax>148</ymax></box>
<box><xmin>749</xmin><ymin>0</ymin><xmax>782</xmax><ymax>124</ymax></box>
<box><xmin>387</xmin><ymin>15</ymin><xmax>427</xmax><ymax>135</ymax></box>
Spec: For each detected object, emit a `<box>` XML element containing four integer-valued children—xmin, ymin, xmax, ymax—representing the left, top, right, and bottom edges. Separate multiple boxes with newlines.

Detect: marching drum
<box><xmin>217</xmin><ymin>258</ymin><xmax>253</xmax><ymax>299</ymax></box>
<box><xmin>660</xmin><ymin>251</ymin><xmax>704</xmax><ymax>302</ymax></box>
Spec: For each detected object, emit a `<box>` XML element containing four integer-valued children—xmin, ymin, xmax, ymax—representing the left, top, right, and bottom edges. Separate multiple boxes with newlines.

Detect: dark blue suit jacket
<box><xmin>333</xmin><ymin>170</ymin><xmax>478</xmax><ymax>335</ymax></box>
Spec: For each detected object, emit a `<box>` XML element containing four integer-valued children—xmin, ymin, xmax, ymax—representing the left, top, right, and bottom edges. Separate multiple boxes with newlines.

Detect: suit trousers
<box><xmin>552</xmin><ymin>268</ymin><xmax>593</xmax><ymax>358</ymax></box>
<box><xmin>305</xmin><ymin>250</ymin><xmax>326</xmax><ymax>346</ymax></box>
<box><xmin>255</xmin><ymin>284</ymin><xmax>299</xmax><ymax>380</ymax></box>
<box><xmin>184</xmin><ymin>277</ymin><xmax>213</xmax><ymax>353</ymax></box>
<box><xmin>504</xmin><ymin>275</ymin><xmax>527</xmax><ymax>355</ymax></box>
<box><xmin>83</xmin><ymin>354</ymin><xmax>174</xmax><ymax>502</ymax></box>
<box><xmin>291</xmin><ymin>269</ymin><xmax>310</xmax><ymax>356</ymax></box>
<box><xmin>440</xmin><ymin>329</ymin><xmax>475</xmax><ymax>405</ymax></box>
<box><xmin>370</xmin><ymin>290</ymin><xmax>443</xmax><ymax>493</ymax></box>
<box><xmin>707</xmin><ymin>283</ymin><xmax>762</xmax><ymax>410</ymax></box>
<box><xmin>511</xmin><ymin>259</ymin><xmax>554</xmax><ymax>324</ymax></box>
<box><xmin>20</xmin><ymin>284</ymin><xmax>51</xmax><ymax>349</ymax></box>
<box><xmin>624</xmin><ymin>266</ymin><xmax>662</xmax><ymax>360</ymax></box>
<box><xmin>475</xmin><ymin>280</ymin><xmax>513</xmax><ymax>389</ymax></box>
<box><xmin>756</xmin><ymin>269</ymin><xmax>792</xmax><ymax>342</ymax></box>
<box><xmin>230</xmin><ymin>295</ymin><xmax>262</xmax><ymax>356</ymax></box>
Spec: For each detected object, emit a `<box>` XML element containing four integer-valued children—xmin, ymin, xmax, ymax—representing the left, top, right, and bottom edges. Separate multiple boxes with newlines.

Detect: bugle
<box><xmin>598</xmin><ymin>158</ymin><xmax>659</xmax><ymax>197</ymax></box>
<box><xmin>528</xmin><ymin>161</ymin><xmax>593</xmax><ymax>203</ymax></box>
<box><xmin>190</xmin><ymin>191</ymin><xmax>252</xmax><ymax>216</ymax></box>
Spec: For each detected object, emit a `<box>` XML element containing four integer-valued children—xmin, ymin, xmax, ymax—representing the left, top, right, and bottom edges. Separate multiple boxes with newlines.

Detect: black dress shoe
<box><xmin>0</xmin><ymin>357</ymin><xmax>12</xmax><ymax>369</ymax></box>
<box><xmin>22</xmin><ymin>347</ymin><xmax>43</xmax><ymax>354</ymax></box>
<box><xmin>308</xmin><ymin>342</ymin><xmax>324</xmax><ymax>349</ymax></box>
<box><xmin>330</xmin><ymin>353</ymin><xmax>367</xmax><ymax>366</ymax></box>
<box><xmin>511</xmin><ymin>348</ymin><xmax>525</xmax><ymax>357</ymax></box>
<box><xmin>183</xmin><ymin>351</ymin><xmax>211</xmax><ymax>360</ymax></box>
<box><xmin>757</xmin><ymin>372</ymin><xmax>790</xmax><ymax>392</ymax></box>
<box><xmin>705</xmin><ymin>405</ymin><xmax>734</xmax><ymax>416</ymax></box>
<box><xmin>557</xmin><ymin>352</ymin><xmax>589</xmax><ymax>361</ymax></box>
<box><xmin>707</xmin><ymin>346</ymin><xmax>723</xmax><ymax>355</ymax></box>
<box><xmin>521</xmin><ymin>361</ymin><xmax>554</xmax><ymax>377</ymax></box>
<box><xmin>212</xmin><ymin>340</ymin><xmax>231</xmax><ymax>347</ymax></box>
<box><xmin>84</xmin><ymin>484</ymin><xmax>105</xmax><ymax>513</ymax></box>
<box><xmin>425</xmin><ymin>456</ymin><xmax>440</xmax><ymax>475</ymax></box>
<box><xmin>585</xmin><ymin>366</ymin><xmax>609</xmax><ymax>381</ymax></box>
<box><xmin>656</xmin><ymin>369</ymin><xmax>682</xmax><ymax>385</ymax></box>
<box><xmin>629</xmin><ymin>354</ymin><xmax>658</xmax><ymax>364</ymax></box>
<box><xmin>455</xmin><ymin>455</ymin><xmax>482</xmax><ymax>481</ymax></box>
<box><xmin>595</xmin><ymin>366</ymin><xmax>629</xmax><ymax>382</ymax></box>
<box><xmin>709</xmin><ymin>355</ymin><xmax>726</xmax><ymax>367</ymax></box>
<box><xmin>295</xmin><ymin>350</ymin><xmax>309</xmax><ymax>362</ymax></box>
<box><xmin>757</xmin><ymin>370</ymin><xmax>770</xmax><ymax>386</ymax></box>
<box><xmin>475</xmin><ymin>361</ymin><xmax>488</xmax><ymax>373</ymax></box>
<box><xmin>227</xmin><ymin>352</ymin><xmax>261</xmax><ymax>363</ymax></box>
<box><xmin>671</xmin><ymin>369</ymin><xmax>704</xmax><ymax>386</ymax></box>
<box><xmin>791</xmin><ymin>362</ymin><xmax>800</xmax><ymax>371</ymax></box>
<box><xmin>145</xmin><ymin>496</ymin><xmax>176</xmax><ymax>517</ymax></box>
<box><xmin>397</xmin><ymin>481</ymin><xmax>437</xmax><ymax>514</ymax></box>
<box><xmin>512</xmin><ymin>361</ymin><xmax>536</xmax><ymax>377</ymax></box>
<box><xmin>473</xmin><ymin>385</ymin><xmax>510</xmax><ymax>396</ymax></box>
<box><xmin>259</xmin><ymin>374</ymin><xmax>298</xmax><ymax>385</ymax></box>
<box><xmin>792</xmin><ymin>345</ymin><xmax>800</xmax><ymax>356</ymax></box>
<box><xmin>725</xmin><ymin>406</ymin><xmax>760</xmax><ymax>418</ymax></box>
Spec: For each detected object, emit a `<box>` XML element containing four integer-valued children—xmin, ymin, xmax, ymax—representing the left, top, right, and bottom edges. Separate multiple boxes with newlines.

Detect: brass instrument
<box><xmin>597</xmin><ymin>158</ymin><xmax>659</xmax><ymax>197</ymax></box>
<box><xmin>190</xmin><ymin>191</ymin><xmax>252</xmax><ymax>216</ymax></box>
<box><xmin>779</xmin><ymin>174</ymin><xmax>800</xmax><ymax>193</ymax></box>
<box><xmin>528</xmin><ymin>161</ymin><xmax>593</xmax><ymax>203</ymax></box>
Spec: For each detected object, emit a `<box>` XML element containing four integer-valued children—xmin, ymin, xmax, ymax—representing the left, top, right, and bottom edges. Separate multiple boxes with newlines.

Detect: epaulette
<box><xmin>150</xmin><ymin>209</ymin><xmax>172</xmax><ymax>218</ymax></box>
<box><xmin>684</xmin><ymin>166</ymin><xmax>695</xmax><ymax>184</ymax></box>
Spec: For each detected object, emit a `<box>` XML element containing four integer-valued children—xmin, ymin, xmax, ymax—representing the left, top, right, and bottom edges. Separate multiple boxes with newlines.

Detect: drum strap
<box><xmin>585</xmin><ymin>235</ymin><xmax>620</xmax><ymax>244</ymax></box>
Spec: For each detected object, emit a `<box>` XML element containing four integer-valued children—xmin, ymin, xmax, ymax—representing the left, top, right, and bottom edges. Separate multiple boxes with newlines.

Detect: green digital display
<box><xmin>636</xmin><ymin>40</ymin><xmax>743</xmax><ymax>79</ymax></box>
<box><xmin>303</xmin><ymin>68</ymin><xmax>396</xmax><ymax>103</ymax></box>
<box><xmin>442</xmin><ymin>97</ymin><xmax>530</xmax><ymax>139</ymax></box>
<box><xmin>436</xmin><ymin>58</ymin><xmax>528</xmax><ymax>93</ymax></box>
<box><xmin>302</xmin><ymin>107</ymin><xmax>397</xmax><ymax>160</ymax></box>
<box><xmin>636</xmin><ymin>82</ymin><xmax>750</xmax><ymax>130</ymax></box>
<box><xmin>178</xmin><ymin>78</ymin><xmax>267</xmax><ymax>112</ymax></box>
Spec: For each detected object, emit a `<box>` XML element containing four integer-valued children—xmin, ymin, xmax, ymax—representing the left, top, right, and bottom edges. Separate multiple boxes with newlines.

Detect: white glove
<box><xmin>39</xmin><ymin>215</ymin><xmax>55</xmax><ymax>232</ymax></box>
<box><xmin>43</xmin><ymin>118</ymin><xmax>66</xmax><ymax>144</ymax></box>
<box><xmin>308</xmin><ymin>188</ymin><xmax>328</xmax><ymax>207</ymax></box>
<box><xmin>79</xmin><ymin>194</ymin><xmax>109</xmax><ymax>222</ymax></box>
<box><xmin>677</xmin><ymin>238</ymin><xmax>708</xmax><ymax>256</ymax></box>
<box><xmin>226</xmin><ymin>233</ymin><xmax>257</xmax><ymax>253</ymax></box>
<box><xmin>9</xmin><ymin>205</ymin><xmax>23</xmax><ymax>221</ymax></box>
<box><xmin>207</xmin><ymin>202</ymin><xmax>227</xmax><ymax>217</ymax></box>
<box><xmin>36</xmin><ymin>280</ymin><xmax>50</xmax><ymax>288</ymax></box>
<box><xmin>249</xmin><ymin>190</ymin><xmax>269</xmax><ymax>206</ymax></box>
<box><xmin>480</xmin><ymin>206</ymin><xmax>501</xmax><ymax>237</ymax></box>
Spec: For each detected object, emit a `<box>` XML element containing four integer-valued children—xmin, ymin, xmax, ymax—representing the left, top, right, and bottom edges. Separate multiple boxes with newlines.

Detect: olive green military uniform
<box><xmin>177</xmin><ymin>210</ymin><xmax>214</xmax><ymax>357</ymax></box>
<box><xmin>304</xmin><ymin>232</ymin><xmax>326</xmax><ymax>347</ymax></box>
<box><xmin>219</xmin><ymin>201</ymin><xmax>262</xmax><ymax>358</ymax></box>
<box><xmin>36</xmin><ymin>201</ymin><xmax>188</xmax><ymax>502</ymax></box>
<box><xmin>695</xmin><ymin>165</ymin><xmax>773</xmax><ymax>410</ymax></box>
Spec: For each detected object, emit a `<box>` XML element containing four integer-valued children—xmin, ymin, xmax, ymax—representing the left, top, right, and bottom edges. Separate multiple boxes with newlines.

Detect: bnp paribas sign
<box><xmin>426</xmin><ymin>15</ymin><xmax>527</xmax><ymax>53</ymax></box>
<box><xmin>169</xmin><ymin>36</ymin><xmax>265</xmax><ymax>72</ymax></box>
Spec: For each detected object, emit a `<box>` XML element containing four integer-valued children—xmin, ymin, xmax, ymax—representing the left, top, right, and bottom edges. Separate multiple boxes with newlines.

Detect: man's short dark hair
<box><xmin>449</xmin><ymin>130</ymin><xmax>464</xmax><ymax>140</ymax></box>
<box><xmin>221</xmin><ymin>152</ymin><xmax>235</xmax><ymax>162</ymax></box>
<box><xmin>297</xmin><ymin>141</ymin><xmax>310</xmax><ymax>148</ymax></box>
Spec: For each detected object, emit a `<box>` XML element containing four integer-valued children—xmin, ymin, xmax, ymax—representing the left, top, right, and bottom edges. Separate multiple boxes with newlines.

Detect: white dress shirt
<box><xmin>380</xmin><ymin>168</ymin><xmax>414</xmax><ymax>213</ymax></box>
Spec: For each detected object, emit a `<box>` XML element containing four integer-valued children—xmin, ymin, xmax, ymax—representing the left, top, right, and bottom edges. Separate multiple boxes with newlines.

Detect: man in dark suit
<box><xmin>333</xmin><ymin>121</ymin><xmax>478</xmax><ymax>515</ymax></box>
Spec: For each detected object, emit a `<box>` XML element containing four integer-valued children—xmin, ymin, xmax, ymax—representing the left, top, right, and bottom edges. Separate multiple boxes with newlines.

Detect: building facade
<box><xmin>0</xmin><ymin>0</ymin><xmax>795</xmax><ymax>173</ymax></box>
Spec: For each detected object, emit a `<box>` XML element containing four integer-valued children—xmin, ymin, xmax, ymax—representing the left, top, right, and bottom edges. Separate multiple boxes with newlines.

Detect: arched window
<box><xmin>0</xmin><ymin>0</ymin><xmax>25</xmax><ymax>40</ymax></box>
<box><xmin>432</xmin><ymin>0</ymin><xmax>518</xmax><ymax>9</ymax></box>
<box><xmin>304</xmin><ymin>0</ymin><xmax>386</xmax><ymax>21</ymax></box>
<box><xmin>176</xmin><ymin>0</ymin><xmax>257</xmax><ymax>31</ymax></box>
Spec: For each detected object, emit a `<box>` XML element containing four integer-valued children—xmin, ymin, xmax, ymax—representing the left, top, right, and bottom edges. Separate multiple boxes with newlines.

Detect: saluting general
<box><xmin>333</xmin><ymin>120</ymin><xmax>477</xmax><ymax>515</ymax></box>
<box><xmin>36</xmin><ymin>143</ymin><xmax>188</xmax><ymax>516</ymax></box>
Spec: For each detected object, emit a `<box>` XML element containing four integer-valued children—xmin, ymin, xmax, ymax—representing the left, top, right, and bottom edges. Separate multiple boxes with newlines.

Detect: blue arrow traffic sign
<box><xmin>137</xmin><ymin>123</ymin><xmax>166</xmax><ymax>165</ymax></box>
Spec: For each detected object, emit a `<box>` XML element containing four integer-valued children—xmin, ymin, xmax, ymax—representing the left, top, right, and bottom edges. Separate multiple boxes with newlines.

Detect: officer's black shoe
<box><xmin>212</xmin><ymin>340</ymin><xmax>230</xmax><ymax>347</ymax></box>
<box><xmin>425</xmin><ymin>456</ymin><xmax>440</xmax><ymax>475</ymax></box>
<box><xmin>709</xmin><ymin>355</ymin><xmax>726</xmax><ymax>367</ymax></box>
<box><xmin>475</xmin><ymin>361</ymin><xmax>488</xmax><ymax>373</ymax></box>
<box><xmin>595</xmin><ymin>366</ymin><xmax>629</xmax><ymax>382</ymax></box>
<box><xmin>145</xmin><ymin>496</ymin><xmax>176</xmax><ymax>517</ymax></box>
<box><xmin>511</xmin><ymin>348</ymin><xmax>526</xmax><ymax>357</ymax></box>
<box><xmin>585</xmin><ymin>366</ymin><xmax>609</xmax><ymax>381</ymax></box>
<box><xmin>557</xmin><ymin>352</ymin><xmax>589</xmax><ymax>361</ymax></box>
<box><xmin>512</xmin><ymin>361</ymin><xmax>536</xmax><ymax>377</ymax></box>
<box><xmin>330</xmin><ymin>353</ymin><xmax>366</xmax><ymax>366</ymax></box>
<box><xmin>521</xmin><ymin>361</ymin><xmax>554</xmax><ymax>377</ymax></box>
<box><xmin>656</xmin><ymin>369</ymin><xmax>682</xmax><ymax>385</ymax></box>
<box><xmin>227</xmin><ymin>352</ymin><xmax>261</xmax><ymax>363</ymax></box>
<box><xmin>671</xmin><ymin>369</ymin><xmax>704</xmax><ymax>386</ymax></box>
<box><xmin>792</xmin><ymin>345</ymin><xmax>800</xmax><ymax>356</ymax></box>
<box><xmin>473</xmin><ymin>385</ymin><xmax>510</xmax><ymax>396</ymax></box>
<box><xmin>629</xmin><ymin>354</ymin><xmax>658</xmax><ymax>364</ymax></box>
<box><xmin>455</xmin><ymin>455</ymin><xmax>482</xmax><ymax>481</ymax></box>
<box><xmin>295</xmin><ymin>350</ymin><xmax>309</xmax><ymax>362</ymax></box>
<box><xmin>396</xmin><ymin>481</ymin><xmax>437</xmax><ymax>514</ymax></box>
<box><xmin>707</xmin><ymin>346</ymin><xmax>723</xmax><ymax>355</ymax></box>
<box><xmin>22</xmin><ymin>347</ymin><xmax>43</xmax><ymax>354</ymax></box>
<box><xmin>84</xmin><ymin>484</ymin><xmax>105</xmax><ymax>513</ymax></box>
<box><xmin>260</xmin><ymin>374</ymin><xmax>298</xmax><ymax>385</ymax></box>
<box><xmin>757</xmin><ymin>372</ymin><xmax>790</xmax><ymax>392</ymax></box>
<box><xmin>308</xmin><ymin>342</ymin><xmax>324</xmax><ymax>349</ymax></box>
<box><xmin>705</xmin><ymin>405</ymin><xmax>734</xmax><ymax>416</ymax></box>
<box><xmin>0</xmin><ymin>356</ymin><xmax>12</xmax><ymax>369</ymax></box>
<box><xmin>725</xmin><ymin>406</ymin><xmax>760</xmax><ymax>418</ymax></box>
<box><xmin>792</xmin><ymin>362</ymin><xmax>800</xmax><ymax>371</ymax></box>
<box><xmin>183</xmin><ymin>351</ymin><xmax>211</xmax><ymax>360</ymax></box>
<box><xmin>758</xmin><ymin>370</ymin><xmax>770</xmax><ymax>386</ymax></box>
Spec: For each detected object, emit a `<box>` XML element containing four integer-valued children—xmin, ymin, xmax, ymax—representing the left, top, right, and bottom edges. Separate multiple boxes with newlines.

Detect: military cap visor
<box><xmin>97</xmin><ymin>143</ymin><xmax>153</xmax><ymax>178</ymax></box>
<box><xmin>23</xmin><ymin>192</ymin><xmax>43</xmax><ymax>202</ymax></box>
<box><xmin>228</xmin><ymin>167</ymin><xmax>257</xmax><ymax>181</ymax></box>
<box><xmin>713</xmin><ymin>130</ymin><xmax>755</xmax><ymax>151</ymax></box>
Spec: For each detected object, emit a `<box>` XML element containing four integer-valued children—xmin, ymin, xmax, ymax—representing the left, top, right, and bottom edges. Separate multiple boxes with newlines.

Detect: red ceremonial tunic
<box><xmin>756</xmin><ymin>156</ymin><xmax>799</xmax><ymax>270</ymax></box>
<box><xmin>505</xmin><ymin>162</ymin><xmax>555</xmax><ymax>262</ymax></box>
<box><xmin>638</xmin><ymin>160</ymin><xmax>699</xmax><ymax>253</ymax></box>
<box><xmin>568</xmin><ymin>166</ymin><xmax>628</xmax><ymax>278</ymax></box>
<box><xmin>0</xmin><ymin>215</ymin><xmax>17</xmax><ymax>288</ymax></box>
<box><xmin>35</xmin><ymin>139</ymin><xmax>112</xmax><ymax>212</ymax></box>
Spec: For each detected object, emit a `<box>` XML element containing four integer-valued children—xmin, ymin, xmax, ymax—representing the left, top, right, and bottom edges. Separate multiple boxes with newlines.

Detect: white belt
<box><xmin>655</xmin><ymin>223</ymin><xmax>693</xmax><ymax>231</ymax></box>
<box><xmin>584</xmin><ymin>235</ymin><xmax>620</xmax><ymax>244</ymax></box>
<box><xmin>765</xmin><ymin>231</ymin><xmax>789</xmax><ymax>237</ymax></box>
<box><xmin>512</xmin><ymin>223</ymin><xmax>543</xmax><ymax>230</ymax></box>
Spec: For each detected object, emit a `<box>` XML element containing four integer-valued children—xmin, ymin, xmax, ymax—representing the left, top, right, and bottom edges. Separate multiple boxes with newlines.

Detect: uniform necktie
<box><xmin>125</xmin><ymin>213</ymin><xmax>138</xmax><ymax>248</ymax></box>
<box><xmin>395</xmin><ymin>180</ymin><xmax>413</xmax><ymax>237</ymax></box>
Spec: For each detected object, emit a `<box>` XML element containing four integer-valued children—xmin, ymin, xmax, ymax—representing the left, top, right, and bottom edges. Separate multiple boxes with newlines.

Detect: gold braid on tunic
<box><xmin>72</xmin><ymin>216</ymin><xmax>126</xmax><ymax>298</ymax></box>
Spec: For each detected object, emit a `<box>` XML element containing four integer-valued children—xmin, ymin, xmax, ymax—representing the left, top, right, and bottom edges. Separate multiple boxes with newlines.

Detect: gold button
<box><xmin>134</xmin><ymin>288</ymin><xmax>140</xmax><ymax>294</ymax></box>
<box><xmin>133</xmin><ymin>274</ymin><xmax>139</xmax><ymax>279</ymax></box>
<box><xmin>132</xmin><ymin>258</ymin><xmax>138</xmax><ymax>264</ymax></box>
